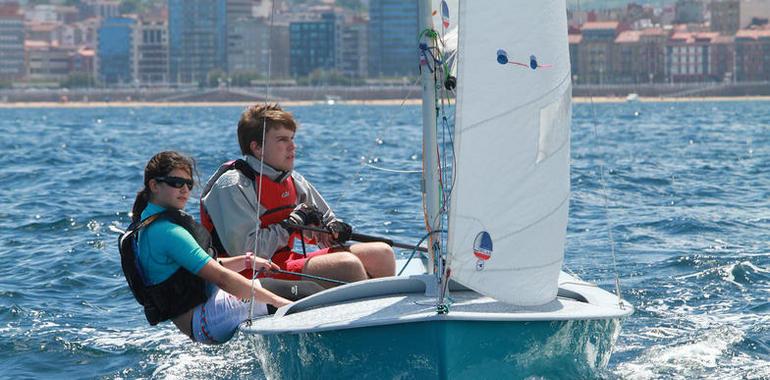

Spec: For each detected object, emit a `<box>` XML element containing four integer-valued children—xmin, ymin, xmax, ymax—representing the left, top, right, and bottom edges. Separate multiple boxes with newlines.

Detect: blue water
<box><xmin>0</xmin><ymin>102</ymin><xmax>768</xmax><ymax>379</ymax></box>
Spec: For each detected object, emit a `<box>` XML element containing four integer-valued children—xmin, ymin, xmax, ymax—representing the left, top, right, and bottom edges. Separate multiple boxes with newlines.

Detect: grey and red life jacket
<box><xmin>200</xmin><ymin>159</ymin><xmax>308</xmax><ymax>278</ymax></box>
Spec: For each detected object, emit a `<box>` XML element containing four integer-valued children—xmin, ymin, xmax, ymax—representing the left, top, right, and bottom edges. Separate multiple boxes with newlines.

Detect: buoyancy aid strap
<box><xmin>119</xmin><ymin>213</ymin><xmax>163</xmax><ymax>265</ymax></box>
<box><xmin>233</xmin><ymin>158</ymin><xmax>290</xmax><ymax>183</ymax></box>
<box><xmin>231</xmin><ymin>159</ymin><xmax>258</xmax><ymax>180</ymax></box>
<box><xmin>233</xmin><ymin>158</ymin><xmax>292</xmax><ymax>185</ymax></box>
<box><xmin>122</xmin><ymin>214</ymin><xmax>161</xmax><ymax>240</ymax></box>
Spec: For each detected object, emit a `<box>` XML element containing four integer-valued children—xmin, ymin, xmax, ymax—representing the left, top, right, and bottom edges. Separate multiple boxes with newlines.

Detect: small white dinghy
<box><xmin>242</xmin><ymin>0</ymin><xmax>632</xmax><ymax>378</ymax></box>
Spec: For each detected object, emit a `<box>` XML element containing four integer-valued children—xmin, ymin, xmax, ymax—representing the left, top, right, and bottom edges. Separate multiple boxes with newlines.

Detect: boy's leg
<box><xmin>348</xmin><ymin>242</ymin><xmax>396</xmax><ymax>278</ymax></box>
<box><xmin>260</xmin><ymin>278</ymin><xmax>325</xmax><ymax>314</ymax></box>
<box><xmin>260</xmin><ymin>278</ymin><xmax>324</xmax><ymax>301</ymax></box>
<box><xmin>302</xmin><ymin>251</ymin><xmax>367</xmax><ymax>288</ymax></box>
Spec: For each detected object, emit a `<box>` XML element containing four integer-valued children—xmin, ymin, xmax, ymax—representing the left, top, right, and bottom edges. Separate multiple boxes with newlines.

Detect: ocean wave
<box><xmin>676</xmin><ymin>260</ymin><xmax>770</xmax><ymax>288</ymax></box>
<box><xmin>615</xmin><ymin>319</ymin><xmax>769</xmax><ymax>379</ymax></box>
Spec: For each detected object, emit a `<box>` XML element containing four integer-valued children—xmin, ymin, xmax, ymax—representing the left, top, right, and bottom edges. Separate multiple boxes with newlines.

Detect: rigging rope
<box><xmin>248</xmin><ymin>0</ymin><xmax>278</xmax><ymax>322</ymax></box>
<box><xmin>333</xmin><ymin>24</ymin><xmax>456</xmax><ymax>248</ymax></box>
<box><xmin>419</xmin><ymin>22</ymin><xmax>458</xmax><ymax>314</ymax></box>
<box><xmin>333</xmin><ymin>74</ymin><xmax>422</xmax><ymax>207</ymax></box>
<box><xmin>363</xmin><ymin>163</ymin><xmax>422</xmax><ymax>174</ymax></box>
<box><xmin>586</xmin><ymin>93</ymin><xmax>625</xmax><ymax>310</ymax></box>
<box><xmin>397</xmin><ymin>230</ymin><xmax>446</xmax><ymax>276</ymax></box>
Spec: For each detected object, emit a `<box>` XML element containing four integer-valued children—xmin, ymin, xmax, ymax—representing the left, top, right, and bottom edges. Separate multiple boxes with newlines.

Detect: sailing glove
<box><xmin>286</xmin><ymin>203</ymin><xmax>323</xmax><ymax>227</ymax></box>
<box><xmin>327</xmin><ymin>220</ymin><xmax>352</xmax><ymax>244</ymax></box>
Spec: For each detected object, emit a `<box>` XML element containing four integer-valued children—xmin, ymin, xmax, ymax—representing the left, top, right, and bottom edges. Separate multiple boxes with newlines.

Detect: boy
<box><xmin>201</xmin><ymin>104</ymin><xmax>395</xmax><ymax>287</ymax></box>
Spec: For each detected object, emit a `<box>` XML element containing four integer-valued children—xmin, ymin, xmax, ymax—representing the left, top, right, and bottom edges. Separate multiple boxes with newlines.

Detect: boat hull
<box><xmin>248</xmin><ymin>317</ymin><xmax>624</xmax><ymax>379</ymax></box>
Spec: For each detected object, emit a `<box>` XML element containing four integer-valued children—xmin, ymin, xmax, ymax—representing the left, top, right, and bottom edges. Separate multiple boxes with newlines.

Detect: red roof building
<box><xmin>575</xmin><ymin>21</ymin><xmax>621</xmax><ymax>84</ymax></box>
<box><xmin>25</xmin><ymin>40</ymin><xmax>75</xmax><ymax>81</ymax></box>
<box><xmin>734</xmin><ymin>28</ymin><xmax>770</xmax><ymax>81</ymax></box>
<box><xmin>614</xmin><ymin>28</ymin><xmax>669</xmax><ymax>83</ymax></box>
<box><xmin>666</xmin><ymin>31</ymin><xmax>721</xmax><ymax>82</ymax></box>
<box><xmin>70</xmin><ymin>45</ymin><xmax>95</xmax><ymax>75</ymax></box>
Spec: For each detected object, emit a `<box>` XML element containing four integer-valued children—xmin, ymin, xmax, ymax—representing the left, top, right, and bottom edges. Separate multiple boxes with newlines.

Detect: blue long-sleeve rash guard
<box><xmin>137</xmin><ymin>203</ymin><xmax>212</xmax><ymax>285</ymax></box>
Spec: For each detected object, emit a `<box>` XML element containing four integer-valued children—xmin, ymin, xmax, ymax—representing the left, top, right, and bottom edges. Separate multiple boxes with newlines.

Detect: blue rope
<box><xmin>397</xmin><ymin>230</ymin><xmax>447</xmax><ymax>276</ymax></box>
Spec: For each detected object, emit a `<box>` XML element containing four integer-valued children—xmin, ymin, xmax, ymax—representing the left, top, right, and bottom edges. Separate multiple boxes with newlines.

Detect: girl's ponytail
<box><xmin>131</xmin><ymin>188</ymin><xmax>150</xmax><ymax>223</ymax></box>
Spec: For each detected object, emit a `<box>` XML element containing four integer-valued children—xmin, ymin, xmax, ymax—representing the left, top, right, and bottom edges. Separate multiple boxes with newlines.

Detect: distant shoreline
<box><xmin>3</xmin><ymin>81</ymin><xmax>770</xmax><ymax>106</ymax></box>
<box><xmin>573</xmin><ymin>95</ymin><xmax>770</xmax><ymax>103</ymax></box>
<box><xmin>1</xmin><ymin>96</ymin><xmax>770</xmax><ymax>108</ymax></box>
<box><xmin>0</xmin><ymin>99</ymin><xmax>422</xmax><ymax>108</ymax></box>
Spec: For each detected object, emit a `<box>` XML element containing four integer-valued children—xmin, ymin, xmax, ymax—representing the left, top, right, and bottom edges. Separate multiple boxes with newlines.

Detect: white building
<box><xmin>132</xmin><ymin>16</ymin><xmax>168</xmax><ymax>84</ymax></box>
<box><xmin>0</xmin><ymin>3</ymin><xmax>25</xmax><ymax>80</ymax></box>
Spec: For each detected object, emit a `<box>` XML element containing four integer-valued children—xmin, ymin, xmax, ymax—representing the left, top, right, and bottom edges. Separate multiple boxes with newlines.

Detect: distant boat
<box><xmin>325</xmin><ymin>95</ymin><xmax>340</xmax><ymax>105</ymax></box>
<box><xmin>242</xmin><ymin>1</ymin><xmax>632</xmax><ymax>378</ymax></box>
<box><xmin>626</xmin><ymin>93</ymin><xmax>640</xmax><ymax>102</ymax></box>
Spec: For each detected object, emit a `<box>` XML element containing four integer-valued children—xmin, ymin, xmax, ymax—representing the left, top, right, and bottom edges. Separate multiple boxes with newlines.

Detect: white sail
<box><xmin>435</xmin><ymin>0</ymin><xmax>458</xmax><ymax>76</ymax></box>
<box><xmin>447</xmin><ymin>0</ymin><xmax>572</xmax><ymax>305</ymax></box>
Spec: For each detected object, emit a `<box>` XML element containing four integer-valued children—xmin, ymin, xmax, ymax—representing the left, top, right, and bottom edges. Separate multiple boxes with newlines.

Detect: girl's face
<box><xmin>149</xmin><ymin>168</ymin><xmax>192</xmax><ymax>210</ymax></box>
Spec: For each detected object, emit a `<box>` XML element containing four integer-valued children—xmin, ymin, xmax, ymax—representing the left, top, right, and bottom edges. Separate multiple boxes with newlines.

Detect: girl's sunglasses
<box><xmin>155</xmin><ymin>176</ymin><xmax>194</xmax><ymax>190</ymax></box>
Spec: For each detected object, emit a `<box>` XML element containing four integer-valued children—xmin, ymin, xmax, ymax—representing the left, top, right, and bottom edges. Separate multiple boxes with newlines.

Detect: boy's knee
<box><xmin>335</xmin><ymin>252</ymin><xmax>367</xmax><ymax>275</ymax></box>
<box><xmin>372</xmin><ymin>244</ymin><xmax>396</xmax><ymax>266</ymax></box>
<box><xmin>359</xmin><ymin>244</ymin><xmax>395</xmax><ymax>277</ymax></box>
<box><xmin>310</xmin><ymin>252</ymin><xmax>366</xmax><ymax>283</ymax></box>
<box><xmin>371</xmin><ymin>242</ymin><xmax>394</xmax><ymax>255</ymax></box>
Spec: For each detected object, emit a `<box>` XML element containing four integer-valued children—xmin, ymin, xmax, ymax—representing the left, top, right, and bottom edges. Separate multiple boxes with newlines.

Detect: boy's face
<box><xmin>253</xmin><ymin>125</ymin><xmax>296</xmax><ymax>171</ymax></box>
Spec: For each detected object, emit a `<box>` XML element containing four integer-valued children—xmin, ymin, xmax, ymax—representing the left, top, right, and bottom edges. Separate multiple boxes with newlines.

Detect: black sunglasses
<box><xmin>155</xmin><ymin>176</ymin><xmax>194</xmax><ymax>190</ymax></box>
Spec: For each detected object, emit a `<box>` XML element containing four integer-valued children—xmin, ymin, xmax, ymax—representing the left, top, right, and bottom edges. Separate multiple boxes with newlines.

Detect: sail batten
<box><xmin>447</xmin><ymin>0</ymin><xmax>572</xmax><ymax>306</ymax></box>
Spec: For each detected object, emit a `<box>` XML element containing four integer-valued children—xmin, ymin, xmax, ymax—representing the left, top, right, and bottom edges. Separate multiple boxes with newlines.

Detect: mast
<box><xmin>418</xmin><ymin>0</ymin><xmax>442</xmax><ymax>279</ymax></box>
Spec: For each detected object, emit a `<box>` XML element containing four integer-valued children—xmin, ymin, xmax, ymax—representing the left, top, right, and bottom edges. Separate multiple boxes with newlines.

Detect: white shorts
<box><xmin>191</xmin><ymin>282</ymin><xmax>268</xmax><ymax>344</ymax></box>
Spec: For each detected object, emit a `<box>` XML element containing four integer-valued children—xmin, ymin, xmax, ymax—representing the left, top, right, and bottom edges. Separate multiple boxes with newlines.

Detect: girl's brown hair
<box><xmin>131</xmin><ymin>151</ymin><xmax>195</xmax><ymax>223</ymax></box>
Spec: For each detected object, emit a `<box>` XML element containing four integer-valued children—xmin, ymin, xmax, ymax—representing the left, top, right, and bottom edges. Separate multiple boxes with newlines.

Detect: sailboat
<box><xmin>241</xmin><ymin>0</ymin><xmax>632</xmax><ymax>378</ymax></box>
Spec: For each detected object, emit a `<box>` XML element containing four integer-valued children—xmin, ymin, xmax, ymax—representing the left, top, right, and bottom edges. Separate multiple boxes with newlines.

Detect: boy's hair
<box><xmin>237</xmin><ymin>103</ymin><xmax>297</xmax><ymax>156</ymax></box>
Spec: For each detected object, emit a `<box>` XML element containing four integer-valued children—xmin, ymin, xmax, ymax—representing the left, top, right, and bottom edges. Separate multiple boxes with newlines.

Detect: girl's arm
<box><xmin>196</xmin><ymin>259</ymin><xmax>290</xmax><ymax>308</ymax></box>
<box><xmin>217</xmin><ymin>252</ymin><xmax>274</xmax><ymax>273</ymax></box>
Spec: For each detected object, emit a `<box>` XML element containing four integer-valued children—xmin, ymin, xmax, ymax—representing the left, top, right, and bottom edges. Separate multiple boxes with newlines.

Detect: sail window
<box><xmin>536</xmin><ymin>88</ymin><xmax>571</xmax><ymax>164</ymax></box>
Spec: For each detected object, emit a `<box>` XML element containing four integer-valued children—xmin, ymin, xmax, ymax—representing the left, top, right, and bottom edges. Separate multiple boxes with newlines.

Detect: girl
<box><xmin>120</xmin><ymin>151</ymin><xmax>321</xmax><ymax>344</ymax></box>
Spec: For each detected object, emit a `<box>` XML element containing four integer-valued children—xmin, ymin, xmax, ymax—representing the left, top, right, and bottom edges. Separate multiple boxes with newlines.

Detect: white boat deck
<box><xmin>244</xmin><ymin>272</ymin><xmax>633</xmax><ymax>335</ymax></box>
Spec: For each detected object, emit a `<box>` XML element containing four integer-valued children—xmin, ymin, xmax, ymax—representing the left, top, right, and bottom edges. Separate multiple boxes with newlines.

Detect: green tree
<box><xmin>206</xmin><ymin>69</ymin><xmax>227</xmax><ymax>88</ymax></box>
<box><xmin>60</xmin><ymin>72</ymin><xmax>95</xmax><ymax>88</ymax></box>
<box><xmin>298</xmin><ymin>69</ymin><xmax>364</xmax><ymax>86</ymax></box>
<box><xmin>230</xmin><ymin>71</ymin><xmax>264</xmax><ymax>87</ymax></box>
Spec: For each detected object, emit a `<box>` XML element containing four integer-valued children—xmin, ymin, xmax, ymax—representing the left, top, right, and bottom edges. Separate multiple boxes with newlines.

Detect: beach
<box><xmin>2</xmin><ymin>95</ymin><xmax>770</xmax><ymax>109</ymax></box>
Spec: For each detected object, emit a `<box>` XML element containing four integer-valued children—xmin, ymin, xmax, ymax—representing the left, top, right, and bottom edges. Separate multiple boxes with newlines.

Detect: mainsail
<box><xmin>446</xmin><ymin>0</ymin><xmax>572</xmax><ymax>305</ymax></box>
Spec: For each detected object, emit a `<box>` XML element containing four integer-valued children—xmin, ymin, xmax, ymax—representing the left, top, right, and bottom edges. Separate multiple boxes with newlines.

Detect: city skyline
<box><xmin>0</xmin><ymin>0</ymin><xmax>769</xmax><ymax>89</ymax></box>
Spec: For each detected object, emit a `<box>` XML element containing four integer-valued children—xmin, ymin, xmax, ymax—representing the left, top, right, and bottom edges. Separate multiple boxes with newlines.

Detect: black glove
<box><xmin>286</xmin><ymin>203</ymin><xmax>323</xmax><ymax>227</ymax></box>
<box><xmin>326</xmin><ymin>220</ymin><xmax>352</xmax><ymax>244</ymax></box>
